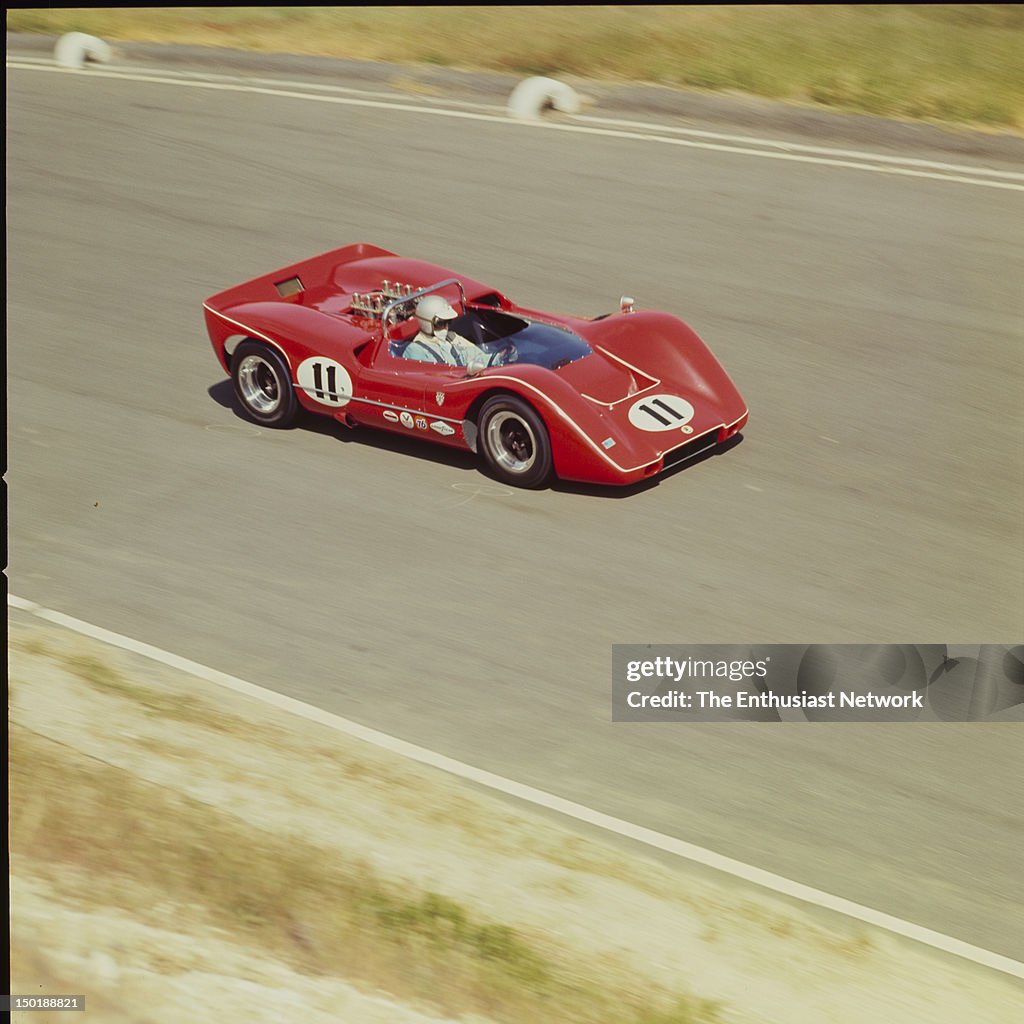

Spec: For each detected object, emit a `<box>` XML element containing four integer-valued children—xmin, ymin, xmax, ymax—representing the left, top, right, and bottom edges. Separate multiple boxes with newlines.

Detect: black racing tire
<box><xmin>231</xmin><ymin>340</ymin><xmax>298</xmax><ymax>427</ymax></box>
<box><xmin>478</xmin><ymin>395</ymin><xmax>553</xmax><ymax>488</ymax></box>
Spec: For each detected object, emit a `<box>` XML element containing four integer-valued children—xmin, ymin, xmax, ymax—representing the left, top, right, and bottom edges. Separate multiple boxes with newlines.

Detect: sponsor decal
<box><xmin>435</xmin><ymin>391</ymin><xmax>446</xmax><ymax>407</ymax></box>
<box><xmin>602</xmin><ymin>437</ymin><xmax>616</xmax><ymax>449</ymax></box>
<box><xmin>296</xmin><ymin>357</ymin><xmax>353</xmax><ymax>408</ymax></box>
<box><xmin>382</xmin><ymin>410</ymin><xmax>400</xmax><ymax>423</ymax></box>
<box><xmin>415</xmin><ymin>417</ymin><xmax>428</xmax><ymax>431</ymax></box>
<box><xmin>627</xmin><ymin>394</ymin><xmax>695</xmax><ymax>433</ymax></box>
<box><xmin>430</xmin><ymin>421</ymin><xmax>456</xmax><ymax>436</ymax></box>
<box><xmin>399</xmin><ymin>411</ymin><xmax>415</xmax><ymax>428</ymax></box>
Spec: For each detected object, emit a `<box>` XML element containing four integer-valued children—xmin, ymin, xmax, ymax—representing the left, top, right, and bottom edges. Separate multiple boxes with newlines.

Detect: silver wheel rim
<box><xmin>486</xmin><ymin>411</ymin><xmax>537</xmax><ymax>474</ymax></box>
<box><xmin>238</xmin><ymin>354</ymin><xmax>283</xmax><ymax>415</ymax></box>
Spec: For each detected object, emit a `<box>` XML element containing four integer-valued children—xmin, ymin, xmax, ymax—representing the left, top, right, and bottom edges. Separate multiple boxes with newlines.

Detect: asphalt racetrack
<box><xmin>7</xmin><ymin>55</ymin><xmax>1024</xmax><ymax>967</ymax></box>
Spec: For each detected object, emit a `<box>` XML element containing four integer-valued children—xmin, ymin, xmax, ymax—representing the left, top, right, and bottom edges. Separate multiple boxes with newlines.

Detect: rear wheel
<box><xmin>232</xmin><ymin>340</ymin><xmax>298</xmax><ymax>427</ymax></box>
<box><xmin>478</xmin><ymin>395</ymin><xmax>552</xmax><ymax>488</ymax></box>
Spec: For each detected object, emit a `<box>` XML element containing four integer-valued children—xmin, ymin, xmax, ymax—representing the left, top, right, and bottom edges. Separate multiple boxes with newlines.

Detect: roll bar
<box><xmin>381</xmin><ymin>278</ymin><xmax>467</xmax><ymax>339</ymax></box>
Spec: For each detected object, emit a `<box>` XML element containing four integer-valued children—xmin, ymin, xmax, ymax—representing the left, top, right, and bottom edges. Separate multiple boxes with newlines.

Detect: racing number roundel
<box><xmin>628</xmin><ymin>394</ymin><xmax>695</xmax><ymax>432</ymax></box>
<box><xmin>296</xmin><ymin>357</ymin><xmax>352</xmax><ymax>408</ymax></box>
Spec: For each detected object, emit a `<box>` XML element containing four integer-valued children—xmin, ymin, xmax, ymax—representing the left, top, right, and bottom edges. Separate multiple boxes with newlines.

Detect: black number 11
<box><xmin>639</xmin><ymin>398</ymin><xmax>684</xmax><ymax>426</ymax></box>
<box><xmin>313</xmin><ymin>362</ymin><xmax>338</xmax><ymax>399</ymax></box>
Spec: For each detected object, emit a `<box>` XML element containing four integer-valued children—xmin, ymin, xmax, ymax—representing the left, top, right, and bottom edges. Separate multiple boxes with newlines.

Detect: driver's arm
<box><xmin>449</xmin><ymin>332</ymin><xmax>488</xmax><ymax>369</ymax></box>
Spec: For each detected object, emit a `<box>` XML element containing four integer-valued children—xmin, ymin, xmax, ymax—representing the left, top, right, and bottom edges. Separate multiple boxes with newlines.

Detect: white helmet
<box><xmin>415</xmin><ymin>294</ymin><xmax>459</xmax><ymax>335</ymax></box>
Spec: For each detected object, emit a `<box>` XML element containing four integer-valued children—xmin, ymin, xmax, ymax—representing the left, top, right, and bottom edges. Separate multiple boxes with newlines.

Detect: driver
<box><xmin>403</xmin><ymin>294</ymin><xmax>488</xmax><ymax>370</ymax></box>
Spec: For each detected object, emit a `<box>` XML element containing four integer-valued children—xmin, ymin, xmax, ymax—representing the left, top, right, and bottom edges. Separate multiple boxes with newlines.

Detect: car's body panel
<box><xmin>204</xmin><ymin>244</ymin><xmax>748</xmax><ymax>486</ymax></box>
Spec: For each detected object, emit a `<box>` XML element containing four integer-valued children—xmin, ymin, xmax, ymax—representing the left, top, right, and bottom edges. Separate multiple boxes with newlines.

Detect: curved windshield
<box><xmin>450</xmin><ymin>308</ymin><xmax>591</xmax><ymax>371</ymax></box>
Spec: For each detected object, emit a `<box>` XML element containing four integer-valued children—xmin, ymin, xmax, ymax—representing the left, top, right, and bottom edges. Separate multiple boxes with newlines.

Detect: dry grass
<box><xmin>9</xmin><ymin>721</ymin><xmax>720</xmax><ymax>1024</ymax></box>
<box><xmin>8</xmin><ymin>6</ymin><xmax>1024</xmax><ymax>130</ymax></box>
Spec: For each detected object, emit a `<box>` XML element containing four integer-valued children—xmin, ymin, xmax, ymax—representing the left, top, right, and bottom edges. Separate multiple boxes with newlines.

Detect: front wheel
<box><xmin>232</xmin><ymin>340</ymin><xmax>298</xmax><ymax>427</ymax></box>
<box><xmin>478</xmin><ymin>395</ymin><xmax>552</xmax><ymax>488</ymax></box>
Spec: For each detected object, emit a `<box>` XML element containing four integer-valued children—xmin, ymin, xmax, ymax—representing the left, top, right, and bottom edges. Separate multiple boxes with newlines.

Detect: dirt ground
<box><xmin>8</xmin><ymin>620</ymin><xmax>1023</xmax><ymax>1023</ymax></box>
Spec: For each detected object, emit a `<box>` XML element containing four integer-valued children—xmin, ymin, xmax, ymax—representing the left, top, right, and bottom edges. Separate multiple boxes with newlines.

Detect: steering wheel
<box><xmin>487</xmin><ymin>341</ymin><xmax>518</xmax><ymax>367</ymax></box>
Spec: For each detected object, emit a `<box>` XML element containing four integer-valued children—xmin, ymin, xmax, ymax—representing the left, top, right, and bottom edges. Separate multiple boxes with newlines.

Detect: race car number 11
<box><xmin>297</xmin><ymin>357</ymin><xmax>352</xmax><ymax>407</ymax></box>
<box><xmin>628</xmin><ymin>394</ymin><xmax>695</xmax><ymax>432</ymax></box>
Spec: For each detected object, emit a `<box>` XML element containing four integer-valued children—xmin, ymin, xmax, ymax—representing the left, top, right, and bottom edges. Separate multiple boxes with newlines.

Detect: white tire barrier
<box><xmin>55</xmin><ymin>33</ymin><xmax>113</xmax><ymax>70</ymax></box>
<box><xmin>507</xmin><ymin>76</ymin><xmax>581</xmax><ymax>121</ymax></box>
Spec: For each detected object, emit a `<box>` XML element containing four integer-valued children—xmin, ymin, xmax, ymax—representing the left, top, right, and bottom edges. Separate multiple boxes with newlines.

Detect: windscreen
<box><xmin>453</xmin><ymin>309</ymin><xmax>592</xmax><ymax>370</ymax></box>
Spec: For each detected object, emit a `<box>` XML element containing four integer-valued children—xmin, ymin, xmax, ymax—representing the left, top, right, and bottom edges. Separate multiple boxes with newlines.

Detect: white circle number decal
<box><xmin>628</xmin><ymin>394</ymin><xmax>695</xmax><ymax>432</ymax></box>
<box><xmin>296</xmin><ymin>357</ymin><xmax>352</xmax><ymax>407</ymax></box>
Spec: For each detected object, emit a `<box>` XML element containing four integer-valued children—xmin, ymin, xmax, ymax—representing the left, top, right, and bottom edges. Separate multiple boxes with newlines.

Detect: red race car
<box><xmin>203</xmin><ymin>243</ymin><xmax>748</xmax><ymax>488</ymax></box>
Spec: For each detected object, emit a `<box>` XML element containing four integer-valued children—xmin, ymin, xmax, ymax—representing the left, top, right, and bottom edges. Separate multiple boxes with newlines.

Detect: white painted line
<box><xmin>5</xmin><ymin>54</ymin><xmax>510</xmax><ymax>108</ymax></box>
<box><xmin>8</xmin><ymin>591</ymin><xmax>1024</xmax><ymax>980</ymax></box>
<box><xmin>572</xmin><ymin>113</ymin><xmax>1024</xmax><ymax>181</ymax></box>
<box><xmin>7</xmin><ymin>60</ymin><xmax>1024</xmax><ymax>192</ymax></box>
